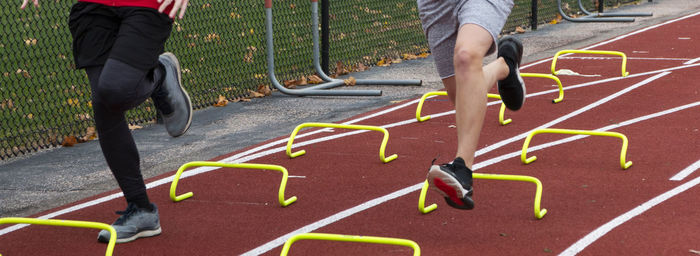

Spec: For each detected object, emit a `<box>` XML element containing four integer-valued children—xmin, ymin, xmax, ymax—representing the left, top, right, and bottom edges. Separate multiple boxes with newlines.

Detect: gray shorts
<box><xmin>417</xmin><ymin>0</ymin><xmax>514</xmax><ymax>79</ymax></box>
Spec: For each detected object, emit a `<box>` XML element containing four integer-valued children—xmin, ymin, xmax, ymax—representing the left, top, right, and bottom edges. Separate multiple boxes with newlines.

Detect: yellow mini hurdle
<box><xmin>286</xmin><ymin>122</ymin><xmax>398</xmax><ymax>163</ymax></box>
<box><xmin>521</xmin><ymin>128</ymin><xmax>633</xmax><ymax>169</ymax></box>
<box><xmin>551</xmin><ymin>49</ymin><xmax>629</xmax><ymax>77</ymax></box>
<box><xmin>0</xmin><ymin>217</ymin><xmax>116</xmax><ymax>256</ymax></box>
<box><xmin>170</xmin><ymin>161</ymin><xmax>298</xmax><ymax>207</ymax></box>
<box><xmin>415</xmin><ymin>91</ymin><xmax>511</xmax><ymax>125</ymax></box>
<box><xmin>520</xmin><ymin>73</ymin><xmax>565</xmax><ymax>103</ymax></box>
<box><xmin>280</xmin><ymin>233</ymin><xmax>421</xmax><ymax>256</ymax></box>
<box><xmin>418</xmin><ymin>173</ymin><xmax>547</xmax><ymax>219</ymax></box>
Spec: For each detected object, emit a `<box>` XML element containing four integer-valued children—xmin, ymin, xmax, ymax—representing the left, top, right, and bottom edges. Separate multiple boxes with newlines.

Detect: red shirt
<box><xmin>78</xmin><ymin>0</ymin><xmax>173</xmax><ymax>14</ymax></box>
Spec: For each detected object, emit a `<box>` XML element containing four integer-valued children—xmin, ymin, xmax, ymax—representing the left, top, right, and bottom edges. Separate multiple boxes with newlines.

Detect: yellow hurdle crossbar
<box><xmin>418</xmin><ymin>173</ymin><xmax>547</xmax><ymax>219</ymax></box>
<box><xmin>415</xmin><ymin>91</ymin><xmax>511</xmax><ymax>125</ymax></box>
<box><xmin>521</xmin><ymin>128</ymin><xmax>633</xmax><ymax>169</ymax></box>
<box><xmin>0</xmin><ymin>217</ymin><xmax>116</xmax><ymax>256</ymax></box>
<box><xmin>520</xmin><ymin>73</ymin><xmax>565</xmax><ymax>103</ymax></box>
<box><xmin>169</xmin><ymin>161</ymin><xmax>298</xmax><ymax>206</ymax></box>
<box><xmin>287</xmin><ymin>122</ymin><xmax>398</xmax><ymax>163</ymax></box>
<box><xmin>280</xmin><ymin>233</ymin><xmax>421</xmax><ymax>256</ymax></box>
<box><xmin>551</xmin><ymin>49</ymin><xmax>629</xmax><ymax>77</ymax></box>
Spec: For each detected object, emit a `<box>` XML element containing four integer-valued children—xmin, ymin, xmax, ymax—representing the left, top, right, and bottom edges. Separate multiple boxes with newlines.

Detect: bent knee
<box><xmin>453</xmin><ymin>46</ymin><xmax>483</xmax><ymax>71</ymax></box>
<box><xmin>94</xmin><ymin>59</ymin><xmax>151</xmax><ymax>112</ymax></box>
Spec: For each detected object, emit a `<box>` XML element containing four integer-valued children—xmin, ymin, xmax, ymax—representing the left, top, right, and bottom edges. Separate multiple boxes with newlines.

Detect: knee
<box><xmin>94</xmin><ymin>59</ymin><xmax>149</xmax><ymax>112</ymax></box>
<box><xmin>453</xmin><ymin>46</ymin><xmax>482</xmax><ymax>72</ymax></box>
<box><xmin>95</xmin><ymin>69</ymin><xmax>134</xmax><ymax>112</ymax></box>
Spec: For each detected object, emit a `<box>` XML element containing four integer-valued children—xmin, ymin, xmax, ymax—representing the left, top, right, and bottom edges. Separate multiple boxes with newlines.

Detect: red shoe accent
<box><xmin>433</xmin><ymin>178</ymin><xmax>464</xmax><ymax>206</ymax></box>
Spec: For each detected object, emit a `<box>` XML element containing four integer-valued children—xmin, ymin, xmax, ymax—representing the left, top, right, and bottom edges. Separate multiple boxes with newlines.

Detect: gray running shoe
<box><xmin>153</xmin><ymin>52</ymin><xmax>193</xmax><ymax>137</ymax></box>
<box><xmin>97</xmin><ymin>203</ymin><xmax>162</xmax><ymax>243</ymax></box>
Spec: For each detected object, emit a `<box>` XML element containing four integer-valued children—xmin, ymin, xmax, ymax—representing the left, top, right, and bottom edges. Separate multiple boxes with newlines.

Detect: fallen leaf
<box><xmin>128</xmin><ymin>124</ymin><xmax>143</xmax><ymax>130</ymax></box>
<box><xmin>213</xmin><ymin>95</ymin><xmax>229</xmax><ymax>107</ymax></box>
<box><xmin>257</xmin><ymin>84</ymin><xmax>271</xmax><ymax>96</ymax></box>
<box><xmin>24</xmin><ymin>38</ymin><xmax>37</xmax><ymax>46</ymax></box>
<box><xmin>298</xmin><ymin>76</ymin><xmax>308</xmax><ymax>86</ymax></box>
<box><xmin>336</xmin><ymin>61</ymin><xmax>349</xmax><ymax>75</ymax></box>
<box><xmin>402</xmin><ymin>53</ymin><xmax>418</xmax><ymax>60</ymax></box>
<box><xmin>244</xmin><ymin>51</ymin><xmax>253</xmax><ymax>63</ymax></box>
<box><xmin>283</xmin><ymin>76</ymin><xmax>308</xmax><ymax>89</ymax></box>
<box><xmin>308</xmin><ymin>75</ymin><xmax>323</xmax><ymax>84</ymax></box>
<box><xmin>75</xmin><ymin>113</ymin><xmax>91</xmax><ymax>120</ymax></box>
<box><xmin>2</xmin><ymin>99</ymin><xmax>14</xmax><ymax>109</ymax></box>
<box><xmin>283</xmin><ymin>79</ymin><xmax>297</xmax><ymax>89</ymax></box>
<box><xmin>356</xmin><ymin>63</ymin><xmax>368</xmax><ymax>72</ymax></box>
<box><xmin>81</xmin><ymin>127</ymin><xmax>97</xmax><ymax>142</ymax></box>
<box><xmin>249</xmin><ymin>90</ymin><xmax>265</xmax><ymax>98</ymax></box>
<box><xmin>67</xmin><ymin>98</ymin><xmax>79</xmax><ymax>106</ymax></box>
<box><xmin>343</xmin><ymin>76</ymin><xmax>356</xmax><ymax>86</ymax></box>
<box><xmin>417</xmin><ymin>52</ymin><xmax>430</xmax><ymax>58</ymax></box>
<box><xmin>515</xmin><ymin>26</ymin><xmax>526</xmax><ymax>33</ymax></box>
<box><xmin>61</xmin><ymin>136</ymin><xmax>77</xmax><ymax>147</ymax></box>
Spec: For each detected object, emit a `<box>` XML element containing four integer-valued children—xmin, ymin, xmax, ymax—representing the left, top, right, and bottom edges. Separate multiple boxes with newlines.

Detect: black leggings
<box><xmin>85</xmin><ymin>58</ymin><xmax>163</xmax><ymax>208</ymax></box>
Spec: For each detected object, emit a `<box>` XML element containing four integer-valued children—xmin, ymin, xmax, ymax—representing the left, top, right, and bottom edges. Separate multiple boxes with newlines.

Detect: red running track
<box><xmin>2</xmin><ymin>11</ymin><xmax>700</xmax><ymax>256</ymax></box>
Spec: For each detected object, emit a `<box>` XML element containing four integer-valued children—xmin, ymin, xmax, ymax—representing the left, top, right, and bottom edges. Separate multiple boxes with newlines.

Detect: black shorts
<box><xmin>68</xmin><ymin>2</ymin><xmax>173</xmax><ymax>70</ymax></box>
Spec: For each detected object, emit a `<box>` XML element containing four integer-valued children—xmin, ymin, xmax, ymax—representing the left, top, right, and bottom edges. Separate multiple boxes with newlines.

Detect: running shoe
<box><xmin>497</xmin><ymin>36</ymin><xmax>526</xmax><ymax>111</ymax></box>
<box><xmin>97</xmin><ymin>203</ymin><xmax>161</xmax><ymax>243</ymax></box>
<box><xmin>152</xmin><ymin>52</ymin><xmax>193</xmax><ymax>137</ymax></box>
<box><xmin>427</xmin><ymin>157</ymin><xmax>474</xmax><ymax>210</ymax></box>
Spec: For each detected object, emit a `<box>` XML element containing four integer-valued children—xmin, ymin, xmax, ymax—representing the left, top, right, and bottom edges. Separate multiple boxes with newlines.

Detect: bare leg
<box><xmin>448</xmin><ymin>24</ymin><xmax>510</xmax><ymax>169</ymax></box>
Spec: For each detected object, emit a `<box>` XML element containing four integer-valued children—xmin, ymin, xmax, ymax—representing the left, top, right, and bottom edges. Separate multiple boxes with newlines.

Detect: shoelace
<box><xmin>113</xmin><ymin>203</ymin><xmax>139</xmax><ymax>225</ymax></box>
<box><xmin>431</xmin><ymin>158</ymin><xmax>452</xmax><ymax>169</ymax></box>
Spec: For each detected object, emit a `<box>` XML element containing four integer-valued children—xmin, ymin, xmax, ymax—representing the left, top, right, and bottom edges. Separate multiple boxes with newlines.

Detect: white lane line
<box><xmin>559</xmin><ymin>175</ymin><xmax>700</xmax><ymax>256</ymax></box>
<box><xmin>242</xmin><ymin>101</ymin><xmax>700</xmax><ymax>256</ymax></box>
<box><xmin>684</xmin><ymin>57</ymin><xmax>700</xmax><ymax>65</ymax></box>
<box><xmin>670</xmin><ymin>159</ymin><xmax>700</xmax><ymax>181</ymax></box>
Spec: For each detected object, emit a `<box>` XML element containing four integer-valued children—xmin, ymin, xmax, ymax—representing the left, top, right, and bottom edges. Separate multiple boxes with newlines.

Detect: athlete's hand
<box><xmin>20</xmin><ymin>0</ymin><xmax>39</xmax><ymax>9</ymax></box>
<box><xmin>158</xmin><ymin>0</ymin><xmax>188</xmax><ymax>19</ymax></box>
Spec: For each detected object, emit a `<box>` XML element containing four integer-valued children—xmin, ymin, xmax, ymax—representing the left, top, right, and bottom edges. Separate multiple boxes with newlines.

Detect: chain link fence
<box><xmin>0</xmin><ymin>0</ymin><xmax>641</xmax><ymax>160</ymax></box>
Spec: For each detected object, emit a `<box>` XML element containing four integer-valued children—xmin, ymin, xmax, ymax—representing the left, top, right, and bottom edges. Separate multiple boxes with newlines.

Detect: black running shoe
<box><xmin>497</xmin><ymin>36</ymin><xmax>526</xmax><ymax>111</ymax></box>
<box><xmin>427</xmin><ymin>157</ymin><xmax>474</xmax><ymax>210</ymax></box>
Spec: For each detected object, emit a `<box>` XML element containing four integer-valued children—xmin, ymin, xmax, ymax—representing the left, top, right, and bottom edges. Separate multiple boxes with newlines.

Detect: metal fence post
<box><xmin>531</xmin><ymin>0</ymin><xmax>538</xmax><ymax>30</ymax></box>
<box><xmin>321</xmin><ymin>0</ymin><xmax>330</xmax><ymax>74</ymax></box>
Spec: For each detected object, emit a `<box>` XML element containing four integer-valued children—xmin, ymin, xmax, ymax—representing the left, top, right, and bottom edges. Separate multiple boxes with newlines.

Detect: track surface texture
<box><xmin>2</xmin><ymin>4</ymin><xmax>700</xmax><ymax>256</ymax></box>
